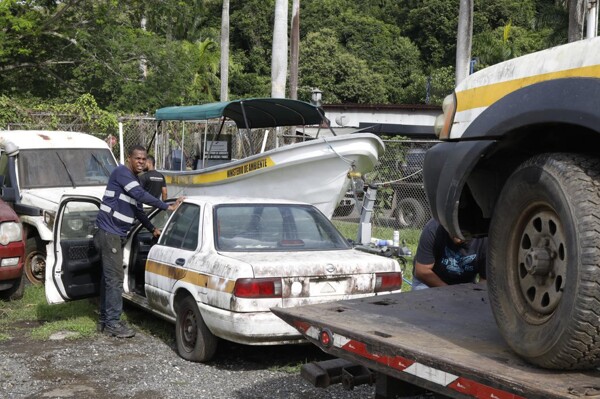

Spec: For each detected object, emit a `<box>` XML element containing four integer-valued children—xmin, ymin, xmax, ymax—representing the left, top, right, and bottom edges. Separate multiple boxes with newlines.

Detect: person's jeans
<box><xmin>411</xmin><ymin>276</ymin><xmax>430</xmax><ymax>290</ymax></box>
<box><xmin>94</xmin><ymin>229</ymin><xmax>126</xmax><ymax>327</ymax></box>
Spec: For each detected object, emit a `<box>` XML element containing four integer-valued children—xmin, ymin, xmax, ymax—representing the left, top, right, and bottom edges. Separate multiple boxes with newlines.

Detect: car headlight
<box><xmin>67</xmin><ymin>218</ymin><xmax>84</xmax><ymax>231</ymax></box>
<box><xmin>0</xmin><ymin>221</ymin><xmax>22</xmax><ymax>246</ymax></box>
<box><xmin>434</xmin><ymin>93</ymin><xmax>457</xmax><ymax>139</ymax></box>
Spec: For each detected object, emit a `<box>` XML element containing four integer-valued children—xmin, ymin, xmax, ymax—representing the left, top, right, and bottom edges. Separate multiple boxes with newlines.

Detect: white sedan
<box><xmin>45</xmin><ymin>195</ymin><xmax>402</xmax><ymax>362</ymax></box>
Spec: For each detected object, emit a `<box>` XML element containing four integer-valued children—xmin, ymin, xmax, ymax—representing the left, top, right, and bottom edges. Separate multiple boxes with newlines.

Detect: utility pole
<box><xmin>289</xmin><ymin>0</ymin><xmax>300</xmax><ymax>100</ymax></box>
<box><xmin>271</xmin><ymin>0</ymin><xmax>288</xmax><ymax>98</ymax></box>
<box><xmin>587</xmin><ymin>0</ymin><xmax>598</xmax><ymax>39</ymax></box>
<box><xmin>220</xmin><ymin>0</ymin><xmax>230</xmax><ymax>102</ymax></box>
<box><xmin>455</xmin><ymin>0</ymin><xmax>473</xmax><ymax>85</ymax></box>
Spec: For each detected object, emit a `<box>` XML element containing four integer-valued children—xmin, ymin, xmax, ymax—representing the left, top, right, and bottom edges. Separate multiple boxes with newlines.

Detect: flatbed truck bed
<box><xmin>272</xmin><ymin>284</ymin><xmax>600</xmax><ymax>399</ymax></box>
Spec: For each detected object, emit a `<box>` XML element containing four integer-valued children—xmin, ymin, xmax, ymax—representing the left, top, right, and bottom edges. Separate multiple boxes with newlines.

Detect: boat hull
<box><xmin>160</xmin><ymin>133</ymin><xmax>384</xmax><ymax>218</ymax></box>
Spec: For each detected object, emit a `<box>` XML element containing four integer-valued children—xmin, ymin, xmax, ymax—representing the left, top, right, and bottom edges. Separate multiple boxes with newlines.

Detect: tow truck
<box><xmin>273</xmin><ymin>33</ymin><xmax>600</xmax><ymax>397</ymax></box>
<box><xmin>273</xmin><ymin>284</ymin><xmax>600</xmax><ymax>399</ymax></box>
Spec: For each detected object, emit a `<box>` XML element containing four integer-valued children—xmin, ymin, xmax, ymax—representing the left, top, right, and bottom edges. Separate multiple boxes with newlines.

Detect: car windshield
<box><xmin>215</xmin><ymin>204</ymin><xmax>351</xmax><ymax>251</ymax></box>
<box><xmin>18</xmin><ymin>148</ymin><xmax>117</xmax><ymax>189</ymax></box>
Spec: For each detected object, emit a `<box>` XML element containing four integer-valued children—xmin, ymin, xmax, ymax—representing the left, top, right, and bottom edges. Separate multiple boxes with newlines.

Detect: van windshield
<box><xmin>18</xmin><ymin>148</ymin><xmax>117</xmax><ymax>189</ymax></box>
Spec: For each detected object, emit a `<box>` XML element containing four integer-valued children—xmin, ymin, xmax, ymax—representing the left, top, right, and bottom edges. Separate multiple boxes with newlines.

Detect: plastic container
<box><xmin>370</xmin><ymin>238</ymin><xmax>389</xmax><ymax>247</ymax></box>
<box><xmin>393</xmin><ymin>231</ymin><xmax>400</xmax><ymax>247</ymax></box>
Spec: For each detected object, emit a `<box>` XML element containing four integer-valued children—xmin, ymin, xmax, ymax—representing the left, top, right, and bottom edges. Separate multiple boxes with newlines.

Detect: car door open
<box><xmin>45</xmin><ymin>195</ymin><xmax>101</xmax><ymax>304</ymax></box>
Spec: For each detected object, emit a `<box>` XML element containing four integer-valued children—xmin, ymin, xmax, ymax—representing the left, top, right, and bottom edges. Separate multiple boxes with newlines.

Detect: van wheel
<box><xmin>488</xmin><ymin>153</ymin><xmax>600</xmax><ymax>369</ymax></box>
<box><xmin>175</xmin><ymin>296</ymin><xmax>218</xmax><ymax>362</ymax></box>
<box><xmin>0</xmin><ymin>273</ymin><xmax>25</xmax><ymax>301</ymax></box>
<box><xmin>25</xmin><ymin>237</ymin><xmax>46</xmax><ymax>285</ymax></box>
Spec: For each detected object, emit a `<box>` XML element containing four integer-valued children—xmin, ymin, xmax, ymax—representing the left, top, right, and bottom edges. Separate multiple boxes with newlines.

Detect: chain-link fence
<box><xmin>333</xmin><ymin>139</ymin><xmax>439</xmax><ymax>232</ymax></box>
<box><xmin>3</xmin><ymin>114</ymin><xmax>438</xmax><ymax>234</ymax></box>
<box><xmin>119</xmin><ymin>118</ymin><xmax>310</xmax><ymax>170</ymax></box>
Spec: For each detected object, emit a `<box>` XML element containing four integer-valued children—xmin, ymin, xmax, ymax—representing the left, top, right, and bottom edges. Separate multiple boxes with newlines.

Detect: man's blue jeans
<box><xmin>94</xmin><ymin>229</ymin><xmax>126</xmax><ymax>327</ymax></box>
<box><xmin>411</xmin><ymin>276</ymin><xmax>430</xmax><ymax>290</ymax></box>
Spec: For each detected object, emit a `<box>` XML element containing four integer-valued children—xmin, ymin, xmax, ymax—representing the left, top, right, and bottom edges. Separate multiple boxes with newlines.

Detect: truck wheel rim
<box><xmin>515</xmin><ymin>207</ymin><xmax>566</xmax><ymax>317</ymax></box>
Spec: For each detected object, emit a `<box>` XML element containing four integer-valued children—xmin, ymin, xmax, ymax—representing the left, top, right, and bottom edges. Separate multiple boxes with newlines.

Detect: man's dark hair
<box><xmin>127</xmin><ymin>145</ymin><xmax>147</xmax><ymax>156</ymax></box>
<box><xmin>147</xmin><ymin>155</ymin><xmax>155</xmax><ymax>165</ymax></box>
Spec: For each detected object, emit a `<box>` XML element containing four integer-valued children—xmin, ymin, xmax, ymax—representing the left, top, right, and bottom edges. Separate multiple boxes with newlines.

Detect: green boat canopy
<box><xmin>155</xmin><ymin>98</ymin><xmax>324</xmax><ymax>128</ymax></box>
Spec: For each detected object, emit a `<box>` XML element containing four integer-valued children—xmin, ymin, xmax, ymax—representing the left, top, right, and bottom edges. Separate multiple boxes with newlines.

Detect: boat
<box><xmin>153</xmin><ymin>98</ymin><xmax>384</xmax><ymax>219</ymax></box>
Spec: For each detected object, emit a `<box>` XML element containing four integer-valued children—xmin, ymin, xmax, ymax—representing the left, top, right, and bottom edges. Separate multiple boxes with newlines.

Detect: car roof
<box><xmin>183</xmin><ymin>195</ymin><xmax>309</xmax><ymax>207</ymax></box>
<box><xmin>0</xmin><ymin>130</ymin><xmax>109</xmax><ymax>150</ymax></box>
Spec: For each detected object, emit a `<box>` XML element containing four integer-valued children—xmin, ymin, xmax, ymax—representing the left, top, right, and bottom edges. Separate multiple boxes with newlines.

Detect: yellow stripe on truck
<box><xmin>456</xmin><ymin>64</ymin><xmax>600</xmax><ymax>113</ymax></box>
<box><xmin>146</xmin><ymin>260</ymin><xmax>236</xmax><ymax>293</ymax></box>
<box><xmin>164</xmin><ymin>156</ymin><xmax>275</xmax><ymax>185</ymax></box>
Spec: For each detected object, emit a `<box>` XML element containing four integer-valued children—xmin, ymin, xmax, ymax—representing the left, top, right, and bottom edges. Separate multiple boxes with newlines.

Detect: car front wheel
<box><xmin>488</xmin><ymin>153</ymin><xmax>600</xmax><ymax>369</ymax></box>
<box><xmin>175</xmin><ymin>295</ymin><xmax>218</xmax><ymax>362</ymax></box>
<box><xmin>25</xmin><ymin>237</ymin><xmax>46</xmax><ymax>285</ymax></box>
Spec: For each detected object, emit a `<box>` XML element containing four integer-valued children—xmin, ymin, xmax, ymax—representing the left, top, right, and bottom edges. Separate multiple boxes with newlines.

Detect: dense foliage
<box><xmin>0</xmin><ymin>0</ymin><xmax>570</xmax><ymax>123</ymax></box>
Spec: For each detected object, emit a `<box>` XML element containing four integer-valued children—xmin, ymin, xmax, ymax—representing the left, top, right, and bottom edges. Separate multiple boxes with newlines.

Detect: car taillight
<box><xmin>233</xmin><ymin>278</ymin><xmax>282</xmax><ymax>298</ymax></box>
<box><xmin>374</xmin><ymin>272</ymin><xmax>402</xmax><ymax>293</ymax></box>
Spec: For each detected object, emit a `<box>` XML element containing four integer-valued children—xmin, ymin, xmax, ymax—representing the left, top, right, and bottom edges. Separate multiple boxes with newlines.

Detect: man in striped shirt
<box><xmin>94</xmin><ymin>145</ymin><xmax>183</xmax><ymax>338</ymax></box>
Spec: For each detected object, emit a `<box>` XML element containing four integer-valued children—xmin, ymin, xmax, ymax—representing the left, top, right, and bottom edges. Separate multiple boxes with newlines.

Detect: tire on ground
<box><xmin>25</xmin><ymin>236</ymin><xmax>46</xmax><ymax>285</ymax></box>
<box><xmin>176</xmin><ymin>295</ymin><xmax>218</xmax><ymax>362</ymax></box>
<box><xmin>488</xmin><ymin>153</ymin><xmax>600</xmax><ymax>369</ymax></box>
<box><xmin>333</xmin><ymin>204</ymin><xmax>354</xmax><ymax>217</ymax></box>
<box><xmin>395</xmin><ymin>198</ymin><xmax>426</xmax><ymax>229</ymax></box>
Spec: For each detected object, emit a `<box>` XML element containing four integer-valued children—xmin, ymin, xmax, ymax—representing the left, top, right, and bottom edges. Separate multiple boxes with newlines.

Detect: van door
<box><xmin>45</xmin><ymin>195</ymin><xmax>101</xmax><ymax>304</ymax></box>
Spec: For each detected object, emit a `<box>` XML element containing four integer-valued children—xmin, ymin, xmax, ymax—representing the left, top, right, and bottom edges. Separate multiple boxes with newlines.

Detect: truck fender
<box><xmin>462</xmin><ymin>77</ymin><xmax>600</xmax><ymax>139</ymax></box>
<box><xmin>20</xmin><ymin>215</ymin><xmax>53</xmax><ymax>242</ymax></box>
<box><xmin>424</xmin><ymin>140</ymin><xmax>496</xmax><ymax>239</ymax></box>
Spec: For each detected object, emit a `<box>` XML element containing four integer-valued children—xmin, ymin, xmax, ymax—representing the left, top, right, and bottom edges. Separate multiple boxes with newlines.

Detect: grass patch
<box><xmin>0</xmin><ymin>284</ymin><xmax>98</xmax><ymax>339</ymax></box>
<box><xmin>269</xmin><ymin>361</ymin><xmax>306</xmax><ymax>374</ymax></box>
<box><xmin>0</xmin><ymin>284</ymin><xmax>173</xmax><ymax>343</ymax></box>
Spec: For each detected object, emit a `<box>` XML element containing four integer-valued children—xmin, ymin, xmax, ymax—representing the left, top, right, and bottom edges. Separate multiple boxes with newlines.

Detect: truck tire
<box><xmin>333</xmin><ymin>204</ymin><xmax>354</xmax><ymax>217</ymax></box>
<box><xmin>25</xmin><ymin>237</ymin><xmax>46</xmax><ymax>285</ymax></box>
<box><xmin>488</xmin><ymin>153</ymin><xmax>600</xmax><ymax>369</ymax></box>
<box><xmin>176</xmin><ymin>295</ymin><xmax>218</xmax><ymax>362</ymax></box>
<box><xmin>395</xmin><ymin>198</ymin><xmax>426</xmax><ymax>229</ymax></box>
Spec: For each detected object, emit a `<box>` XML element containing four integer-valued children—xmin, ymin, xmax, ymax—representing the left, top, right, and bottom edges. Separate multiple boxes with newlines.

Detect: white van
<box><xmin>0</xmin><ymin>130</ymin><xmax>118</xmax><ymax>284</ymax></box>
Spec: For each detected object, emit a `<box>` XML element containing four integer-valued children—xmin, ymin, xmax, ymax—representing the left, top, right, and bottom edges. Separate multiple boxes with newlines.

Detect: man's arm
<box><xmin>414</xmin><ymin>261</ymin><xmax>448</xmax><ymax>287</ymax></box>
<box><xmin>161</xmin><ymin>186</ymin><xmax>167</xmax><ymax>201</ymax></box>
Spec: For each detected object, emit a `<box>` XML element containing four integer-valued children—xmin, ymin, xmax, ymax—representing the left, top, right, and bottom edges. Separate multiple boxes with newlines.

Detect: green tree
<box><xmin>300</xmin><ymin>29</ymin><xmax>388</xmax><ymax>104</ymax></box>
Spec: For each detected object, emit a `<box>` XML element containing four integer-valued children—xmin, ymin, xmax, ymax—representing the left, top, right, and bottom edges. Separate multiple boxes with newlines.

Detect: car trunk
<box><xmin>223</xmin><ymin>249</ymin><xmax>399</xmax><ymax>308</ymax></box>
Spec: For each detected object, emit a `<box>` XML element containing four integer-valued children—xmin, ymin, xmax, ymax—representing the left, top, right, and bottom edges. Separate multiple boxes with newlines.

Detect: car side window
<box><xmin>159</xmin><ymin>203</ymin><xmax>200</xmax><ymax>251</ymax></box>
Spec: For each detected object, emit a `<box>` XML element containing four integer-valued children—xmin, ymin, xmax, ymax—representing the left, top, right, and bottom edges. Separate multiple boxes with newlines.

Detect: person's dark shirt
<box><xmin>96</xmin><ymin>165</ymin><xmax>168</xmax><ymax>237</ymax></box>
<box><xmin>414</xmin><ymin>219</ymin><xmax>487</xmax><ymax>285</ymax></box>
<box><xmin>139</xmin><ymin>170</ymin><xmax>166</xmax><ymax>200</ymax></box>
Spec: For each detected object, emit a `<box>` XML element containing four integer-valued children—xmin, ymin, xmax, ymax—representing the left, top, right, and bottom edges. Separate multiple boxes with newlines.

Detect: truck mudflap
<box><xmin>272</xmin><ymin>284</ymin><xmax>600</xmax><ymax>399</ymax></box>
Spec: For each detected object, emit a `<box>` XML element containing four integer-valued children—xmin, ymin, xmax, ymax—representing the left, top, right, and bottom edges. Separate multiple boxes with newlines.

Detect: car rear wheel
<box><xmin>488</xmin><ymin>153</ymin><xmax>600</xmax><ymax>369</ymax></box>
<box><xmin>175</xmin><ymin>295</ymin><xmax>218</xmax><ymax>362</ymax></box>
<box><xmin>25</xmin><ymin>237</ymin><xmax>46</xmax><ymax>285</ymax></box>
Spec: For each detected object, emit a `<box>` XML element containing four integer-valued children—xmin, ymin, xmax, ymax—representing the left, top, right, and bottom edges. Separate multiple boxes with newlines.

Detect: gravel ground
<box><xmin>0</xmin><ymin>316</ymin><xmax>374</xmax><ymax>399</ymax></box>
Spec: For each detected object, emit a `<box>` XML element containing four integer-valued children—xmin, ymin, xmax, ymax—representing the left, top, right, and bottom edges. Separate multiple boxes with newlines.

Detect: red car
<box><xmin>0</xmin><ymin>199</ymin><xmax>25</xmax><ymax>300</ymax></box>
